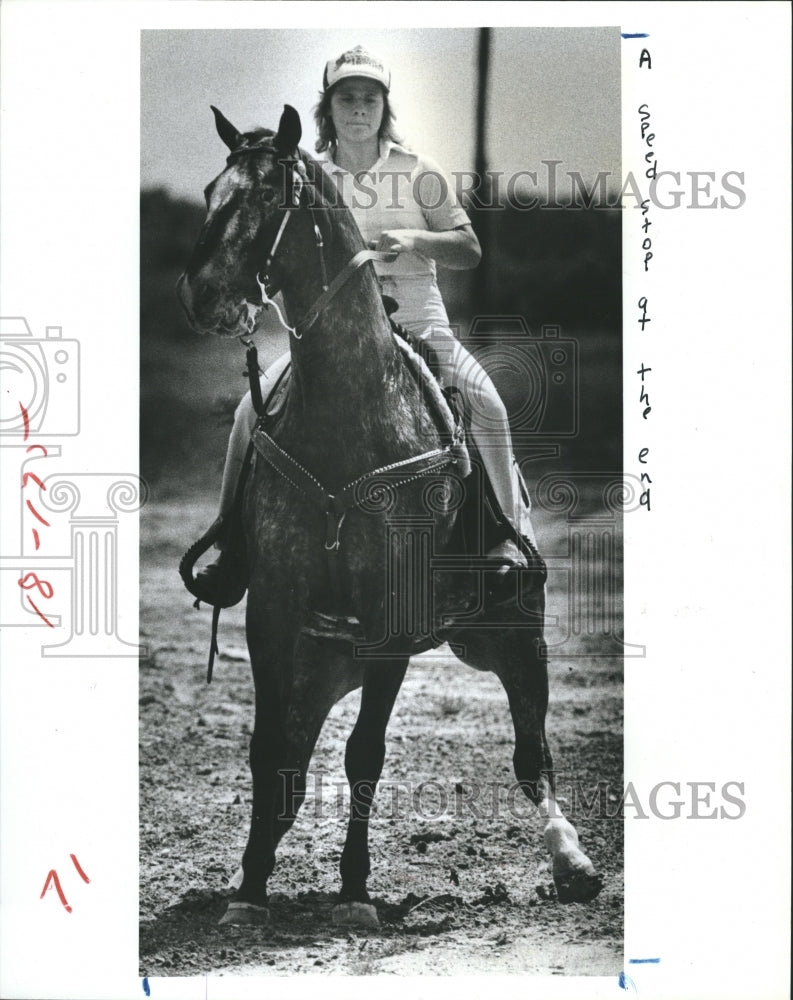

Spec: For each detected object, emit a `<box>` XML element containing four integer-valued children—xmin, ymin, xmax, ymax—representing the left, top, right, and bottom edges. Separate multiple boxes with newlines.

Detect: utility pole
<box><xmin>473</xmin><ymin>27</ymin><xmax>492</xmax><ymax>314</ymax></box>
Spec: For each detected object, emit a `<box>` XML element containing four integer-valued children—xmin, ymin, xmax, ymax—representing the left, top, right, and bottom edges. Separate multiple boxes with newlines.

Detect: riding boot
<box><xmin>481</xmin><ymin>459</ymin><xmax>547</xmax><ymax>605</ymax></box>
<box><xmin>180</xmin><ymin>440</ymin><xmax>254</xmax><ymax>610</ymax></box>
<box><xmin>183</xmin><ymin>505</ymin><xmax>248</xmax><ymax>608</ymax></box>
<box><xmin>190</xmin><ymin>515</ymin><xmax>248</xmax><ymax>608</ymax></box>
<box><xmin>484</xmin><ymin>534</ymin><xmax>546</xmax><ymax>607</ymax></box>
<box><xmin>488</xmin><ymin>537</ymin><xmax>528</xmax><ymax>572</ymax></box>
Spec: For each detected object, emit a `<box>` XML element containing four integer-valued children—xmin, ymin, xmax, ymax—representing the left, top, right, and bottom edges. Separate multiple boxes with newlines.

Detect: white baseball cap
<box><xmin>323</xmin><ymin>45</ymin><xmax>391</xmax><ymax>93</ymax></box>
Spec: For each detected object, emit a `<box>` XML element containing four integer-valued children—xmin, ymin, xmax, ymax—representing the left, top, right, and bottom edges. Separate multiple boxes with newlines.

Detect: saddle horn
<box><xmin>274</xmin><ymin>104</ymin><xmax>302</xmax><ymax>154</ymax></box>
<box><xmin>211</xmin><ymin>105</ymin><xmax>242</xmax><ymax>151</ymax></box>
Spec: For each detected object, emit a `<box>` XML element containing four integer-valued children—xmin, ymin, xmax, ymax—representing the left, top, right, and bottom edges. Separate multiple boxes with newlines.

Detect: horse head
<box><xmin>177</xmin><ymin>105</ymin><xmax>354</xmax><ymax>338</ymax></box>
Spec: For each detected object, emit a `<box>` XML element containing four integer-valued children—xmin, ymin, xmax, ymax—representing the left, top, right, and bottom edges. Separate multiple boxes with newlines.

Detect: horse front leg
<box><xmin>269</xmin><ymin>637</ymin><xmax>364</xmax><ymax>851</ymax></box>
<box><xmin>220</xmin><ymin>679</ymin><xmax>284</xmax><ymax>925</ymax></box>
<box><xmin>333</xmin><ymin>657</ymin><xmax>408</xmax><ymax>929</ymax></box>
<box><xmin>496</xmin><ymin>629</ymin><xmax>602</xmax><ymax>903</ymax></box>
<box><xmin>221</xmin><ymin>633</ymin><xmax>362</xmax><ymax>926</ymax></box>
<box><xmin>219</xmin><ymin>616</ymin><xmax>290</xmax><ymax>927</ymax></box>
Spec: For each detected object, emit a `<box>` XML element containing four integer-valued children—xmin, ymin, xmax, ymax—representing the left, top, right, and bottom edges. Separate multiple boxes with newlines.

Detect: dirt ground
<box><xmin>139</xmin><ymin>494</ymin><xmax>623</xmax><ymax>978</ymax></box>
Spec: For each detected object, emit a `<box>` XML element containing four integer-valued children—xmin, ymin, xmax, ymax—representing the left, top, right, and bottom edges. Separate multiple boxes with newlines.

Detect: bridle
<box><xmin>227</xmin><ymin>141</ymin><xmax>396</xmax><ymax>339</ymax></box>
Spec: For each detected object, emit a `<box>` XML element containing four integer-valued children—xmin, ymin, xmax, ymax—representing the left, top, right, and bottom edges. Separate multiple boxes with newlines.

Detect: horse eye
<box><xmin>261</xmin><ymin>186</ymin><xmax>276</xmax><ymax>201</ymax></box>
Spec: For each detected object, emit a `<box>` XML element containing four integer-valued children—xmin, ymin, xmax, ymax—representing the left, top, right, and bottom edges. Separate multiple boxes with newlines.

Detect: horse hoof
<box><xmin>219</xmin><ymin>901</ymin><xmax>270</xmax><ymax>925</ymax></box>
<box><xmin>554</xmin><ymin>870</ymin><xmax>603</xmax><ymax>904</ymax></box>
<box><xmin>332</xmin><ymin>901</ymin><xmax>379</xmax><ymax>928</ymax></box>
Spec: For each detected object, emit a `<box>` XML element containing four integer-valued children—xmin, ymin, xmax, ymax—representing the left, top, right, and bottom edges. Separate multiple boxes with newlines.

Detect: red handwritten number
<box><xmin>70</xmin><ymin>854</ymin><xmax>90</xmax><ymax>883</ymax></box>
<box><xmin>21</xmin><ymin>471</ymin><xmax>47</xmax><ymax>491</ymax></box>
<box><xmin>19</xmin><ymin>401</ymin><xmax>30</xmax><ymax>441</ymax></box>
<box><xmin>40</xmin><ymin>870</ymin><xmax>72</xmax><ymax>913</ymax></box>
<box><xmin>18</xmin><ymin>573</ymin><xmax>55</xmax><ymax>626</ymax></box>
<box><xmin>25</xmin><ymin>499</ymin><xmax>51</xmax><ymax>527</ymax></box>
<box><xmin>40</xmin><ymin>856</ymin><xmax>89</xmax><ymax>912</ymax></box>
<box><xmin>17</xmin><ymin>573</ymin><xmax>54</xmax><ymax>599</ymax></box>
<box><xmin>19</xmin><ymin>399</ymin><xmax>56</xmax><ymax>623</ymax></box>
<box><xmin>26</xmin><ymin>598</ymin><xmax>55</xmax><ymax>627</ymax></box>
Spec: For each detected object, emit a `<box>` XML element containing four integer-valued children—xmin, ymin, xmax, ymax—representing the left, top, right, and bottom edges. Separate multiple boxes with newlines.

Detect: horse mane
<box><xmin>296</xmin><ymin>147</ymin><xmax>366</xmax><ymax>253</ymax></box>
<box><xmin>298</xmin><ymin>148</ymin><xmax>350</xmax><ymax>213</ymax></box>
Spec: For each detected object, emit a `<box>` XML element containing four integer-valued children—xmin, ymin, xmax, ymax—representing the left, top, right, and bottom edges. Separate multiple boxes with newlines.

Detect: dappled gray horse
<box><xmin>177</xmin><ymin>105</ymin><xmax>601</xmax><ymax>927</ymax></box>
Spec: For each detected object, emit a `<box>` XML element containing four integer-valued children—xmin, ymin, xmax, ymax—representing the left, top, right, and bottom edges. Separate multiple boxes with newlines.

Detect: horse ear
<box><xmin>274</xmin><ymin>104</ymin><xmax>302</xmax><ymax>154</ymax></box>
<box><xmin>211</xmin><ymin>106</ymin><xmax>242</xmax><ymax>151</ymax></box>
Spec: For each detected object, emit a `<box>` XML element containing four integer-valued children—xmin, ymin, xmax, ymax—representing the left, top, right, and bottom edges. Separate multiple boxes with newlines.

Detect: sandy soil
<box><xmin>140</xmin><ymin>496</ymin><xmax>623</xmax><ymax>977</ymax></box>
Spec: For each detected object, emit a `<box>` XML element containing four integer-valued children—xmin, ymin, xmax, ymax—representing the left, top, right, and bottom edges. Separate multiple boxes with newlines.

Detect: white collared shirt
<box><xmin>320</xmin><ymin>140</ymin><xmax>470</xmax><ymax>278</ymax></box>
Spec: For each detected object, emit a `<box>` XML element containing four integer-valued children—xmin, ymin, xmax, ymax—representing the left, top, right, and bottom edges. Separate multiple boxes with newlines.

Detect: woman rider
<box><xmin>193</xmin><ymin>45</ymin><xmax>533</xmax><ymax>605</ymax></box>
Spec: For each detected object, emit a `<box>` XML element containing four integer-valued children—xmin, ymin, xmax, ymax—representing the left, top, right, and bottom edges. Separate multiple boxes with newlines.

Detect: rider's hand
<box><xmin>368</xmin><ymin>230</ymin><xmax>416</xmax><ymax>255</ymax></box>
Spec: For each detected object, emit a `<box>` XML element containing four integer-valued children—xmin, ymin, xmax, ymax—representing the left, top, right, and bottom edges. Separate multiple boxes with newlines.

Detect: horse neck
<box><xmin>279</xmin><ymin>202</ymin><xmax>398</xmax><ymax>423</ymax></box>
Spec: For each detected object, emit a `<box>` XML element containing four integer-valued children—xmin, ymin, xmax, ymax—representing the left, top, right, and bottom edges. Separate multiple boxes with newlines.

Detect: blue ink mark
<box><xmin>618</xmin><ymin>972</ymin><xmax>637</xmax><ymax>992</ymax></box>
<box><xmin>629</xmin><ymin>957</ymin><xmax>661</xmax><ymax>963</ymax></box>
<box><xmin>142</xmin><ymin>977</ymin><xmax>150</xmax><ymax>997</ymax></box>
<box><xmin>621</xmin><ymin>33</ymin><xmax>649</xmax><ymax>38</ymax></box>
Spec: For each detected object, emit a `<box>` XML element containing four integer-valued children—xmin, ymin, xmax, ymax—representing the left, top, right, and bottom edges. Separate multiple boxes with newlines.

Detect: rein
<box><xmin>252</xmin><ymin>152</ymin><xmax>397</xmax><ymax>339</ymax></box>
<box><xmin>290</xmin><ymin>248</ymin><xmax>398</xmax><ymax>333</ymax></box>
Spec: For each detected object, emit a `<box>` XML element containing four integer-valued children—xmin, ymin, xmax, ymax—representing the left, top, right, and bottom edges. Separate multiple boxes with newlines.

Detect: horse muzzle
<box><xmin>176</xmin><ymin>272</ymin><xmax>253</xmax><ymax>337</ymax></box>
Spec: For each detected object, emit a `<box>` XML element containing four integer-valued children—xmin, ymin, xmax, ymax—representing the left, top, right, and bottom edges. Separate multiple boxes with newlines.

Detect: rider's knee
<box><xmin>234</xmin><ymin>390</ymin><xmax>257</xmax><ymax>429</ymax></box>
<box><xmin>464</xmin><ymin>373</ymin><xmax>509</xmax><ymax>431</ymax></box>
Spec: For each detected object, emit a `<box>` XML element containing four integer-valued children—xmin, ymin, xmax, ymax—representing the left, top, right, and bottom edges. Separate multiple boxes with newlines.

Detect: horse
<box><xmin>176</xmin><ymin>104</ymin><xmax>602</xmax><ymax>927</ymax></box>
